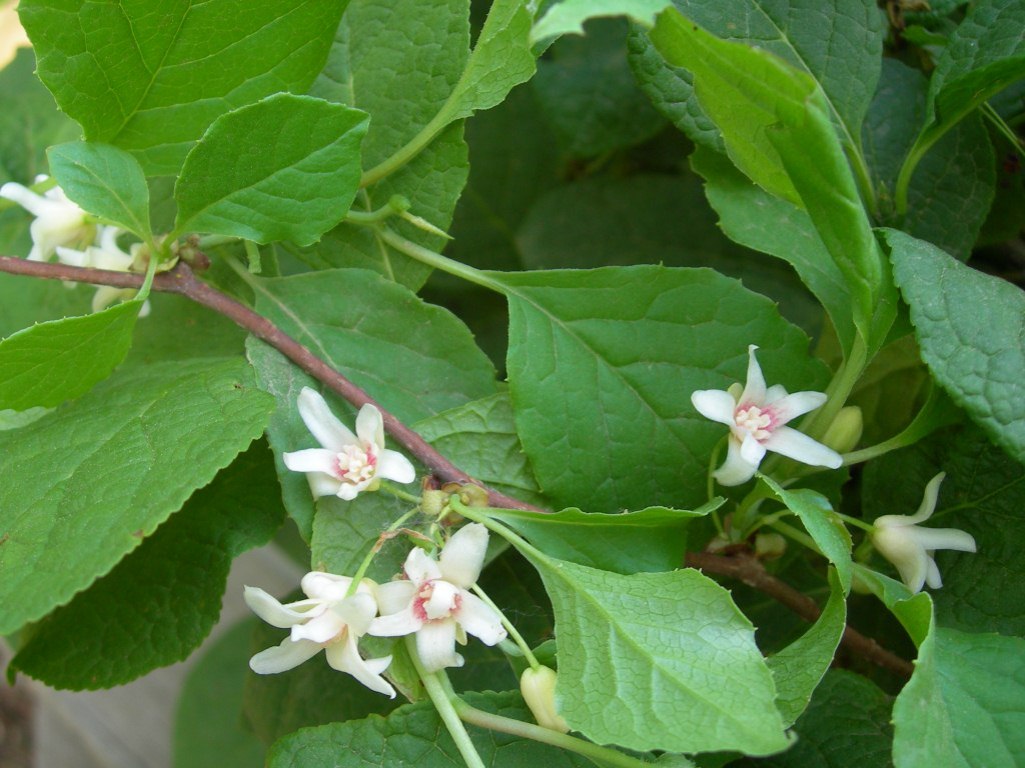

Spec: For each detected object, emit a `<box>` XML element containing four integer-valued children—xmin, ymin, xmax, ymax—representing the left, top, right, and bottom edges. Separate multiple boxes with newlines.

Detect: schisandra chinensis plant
<box><xmin>0</xmin><ymin>1</ymin><xmax>1022</xmax><ymax>767</ymax></box>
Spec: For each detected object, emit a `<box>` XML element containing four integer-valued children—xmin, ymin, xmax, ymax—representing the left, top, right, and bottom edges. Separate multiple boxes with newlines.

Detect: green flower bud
<box><xmin>520</xmin><ymin>666</ymin><xmax>570</xmax><ymax>733</ymax></box>
<box><xmin>820</xmin><ymin>406</ymin><xmax>863</xmax><ymax>455</ymax></box>
<box><xmin>754</xmin><ymin>532</ymin><xmax>787</xmax><ymax>560</ymax></box>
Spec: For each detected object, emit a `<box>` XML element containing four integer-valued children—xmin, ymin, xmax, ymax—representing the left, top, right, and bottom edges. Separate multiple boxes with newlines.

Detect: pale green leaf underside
<box><xmin>20</xmin><ymin>0</ymin><xmax>348</xmax><ymax>175</ymax></box>
<box><xmin>48</xmin><ymin>141</ymin><xmax>152</xmax><ymax>238</ymax></box>
<box><xmin>0</xmin><ymin>300</ymin><xmax>140</xmax><ymax>411</ymax></box>
<box><xmin>531</xmin><ymin>0</ymin><xmax>668</xmax><ymax>42</ymax></box>
<box><xmin>0</xmin><ymin>358</ymin><xmax>274</xmax><ymax>635</ymax></box>
<box><xmin>523</xmin><ymin>554</ymin><xmax>789</xmax><ymax>754</ymax></box>
<box><xmin>491</xmin><ymin>265</ymin><xmax>826</xmax><ymax>513</ymax></box>
<box><xmin>893</xmin><ymin>627</ymin><xmax>1025</xmax><ymax>768</ymax></box>
<box><xmin>175</xmin><ymin>95</ymin><xmax>368</xmax><ymax>245</ymax></box>
<box><xmin>887</xmin><ymin>229</ymin><xmax>1025</xmax><ymax>465</ymax></box>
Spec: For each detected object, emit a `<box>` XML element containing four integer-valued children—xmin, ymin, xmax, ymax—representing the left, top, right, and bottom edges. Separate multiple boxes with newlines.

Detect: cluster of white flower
<box><xmin>245</xmin><ymin>522</ymin><xmax>507</xmax><ymax>696</ymax></box>
<box><xmin>0</xmin><ymin>177</ymin><xmax>150</xmax><ymax>315</ymax></box>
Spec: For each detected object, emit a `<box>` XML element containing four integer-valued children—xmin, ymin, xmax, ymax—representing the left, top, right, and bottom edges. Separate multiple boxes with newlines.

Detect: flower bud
<box><xmin>754</xmin><ymin>532</ymin><xmax>786</xmax><ymax>560</ymax></box>
<box><xmin>820</xmin><ymin>406</ymin><xmax>863</xmax><ymax>455</ymax></box>
<box><xmin>520</xmin><ymin>666</ymin><xmax>570</xmax><ymax>733</ymax></box>
<box><xmin>421</xmin><ymin>489</ymin><xmax>448</xmax><ymax>518</ymax></box>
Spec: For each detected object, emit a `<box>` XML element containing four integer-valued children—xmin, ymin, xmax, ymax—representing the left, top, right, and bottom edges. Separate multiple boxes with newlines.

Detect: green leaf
<box><xmin>892</xmin><ymin>627</ymin><xmax>1025</xmax><ymax>768</ymax></box>
<box><xmin>518</xmin><ymin>550</ymin><xmax>789</xmax><ymax>754</ymax></box>
<box><xmin>766</xmin><ymin>568</ymin><xmax>847</xmax><ymax>726</ymax></box>
<box><xmin>921</xmin><ymin>0</ymin><xmax>1025</xmax><ymax>151</ymax></box>
<box><xmin>483</xmin><ymin>502</ymin><xmax>718</xmax><ymax>574</ymax></box>
<box><xmin>862</xmin><ymin>59</ymin><xmax>995</xmax><ymax>260</ymax></box>
<box><xmin>490</xmin><ymin>265</ymin><xmax>825</xmax><ymax>513</ymax></box>
<box><xmin>19</xmin><ymin>0</ymin><xmax>348</xmax><ymax>175</ymax></box>
<box><xmin>738</xmin><ymin>670</ymin><xmax>894</xmax><ymax>768</ymax></box>
<box><xmin>248</xmin><ymin>269</ymin><xmax>499</xmax><ymax>425</ymax></box>
<box><xmin>12</xmin><ymin>442</ymin><xmax>283</xmax><ymax>688</ymax></box>
<box><xmin>629</xmin><ymin>0</ymin><xmax>884</xmax><ymax>167</ymax></box>
<box><xmin>47</xmin><ymin>141</ymin><xmax>152</xmax><ymax>238</ymax></box>
<box><xmin>311</xmin><ymin>492</ymin><xmax>412</xmax><ymax>582</ymax></box>
<box><xmin>532</xmin><ymin>18</ymin><xmax>665</xmax><ymax>158</ymax></box>
<box><xmin>0</xmin><ymin>273</ymin><xmax>92</xmax><ymax>338</ymax></box>
<box><xmin>852</xmin><ymin>566</ymin><xmax>933</xmax><ymax>648</ymax></box>
<box><xmin>759</xmin><ymin>475</ymin><xmax>853</xmax><ymax>592</ymax></box>
<box><xmin>531</xmin><ymin>0</ymin><xmax>668</xmax><ymax>41</ymax></box>
<box><xmin>0</xmin><ymin>358</ymin><xmax>274</xmax><ymax>635</ymax></box>
<box><xmin>863</xmin><ymin>423</ymin><xmax>1025</xmax><ymax>637</ymax></box>
<box><xmin>174</xmin><ymin>95</ymin><xmax>368</xmax><ymax>245</ymax></box>
<box><xmin>886</xmin><ymin>228</ymin><xmax>1025</xmax><ymax>465</ymax></box>
<box><xmin>243</xmin><ymin>597</ymin><xmax>399</xmax><ymax>746</ymax></box>
<box><xmin>266</xmin><ymin>690</ymin><xmax>592</xmax><ymax>768</ymax></box>
<box><xmin>415</xmin><ymin>392</ymin><xmax>545</xmax><ymax>508</ymax></box>
<box><xmin>0</xmin><ymin>300</ymin><xmax>141</xmax><ymax>411</ymax></box>
<box><xmin>690</xmin><ymin>146</ymin><xmax>856</xmax><ymax>353</ymax></box>
<box><xmin>174</xmin><ymin>619</ymin><xmax>266</xmax><ymax>768</ymax></box>
<box><xmin>648</xmin><ymin>11</ymin><xmax>890</xmax><ymax>347</ymax></box>
<box><xmin>0</xmin><ymin>49</ymin><xmax>79</xmax><ymax>186</ymax></box>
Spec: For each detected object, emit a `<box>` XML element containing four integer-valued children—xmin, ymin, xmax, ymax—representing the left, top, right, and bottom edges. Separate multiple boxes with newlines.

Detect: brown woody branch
<box><xmin>0</xmin><ymin>255</ymin><xmax>915</xmax><ymax>678</ymax></box>
<box><xmin>687</xmin><ymin>550</ymin><xmax>914</xmax><ymax>679</ymax></box>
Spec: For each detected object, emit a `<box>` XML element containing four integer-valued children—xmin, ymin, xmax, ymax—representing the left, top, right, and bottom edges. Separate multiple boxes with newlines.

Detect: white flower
<box><xmin>369</xmin><ymin>523</ymin><xmax>507</xmax><ymax>672</ymax></box>
<box><xmin>691</xmin><ymin>345</ymin><xmax>842</xmax><ymax>486</ymax></box>
<box><xmin>282</xmin><ymin>387</ymin><xmax>416</xmax><ymax>500</ymax></box>
<box><xmin>244</xmin><ymin>572</ymin><xmax>396</xmax><ymax>698</ymax></box>
<box><xmin>0</xmin><ymin>178</ymin><xmax>95</xmax><ymax>262</ymax></box>
<box><xmin>872</xmin><ymin>472</ymin><xmax>977</xmax><ymax>593</ymax></box>
<box><xmin>57</xmin><ymin>226</ymin><xmax>151</xmax><ymax>316</ymax></box>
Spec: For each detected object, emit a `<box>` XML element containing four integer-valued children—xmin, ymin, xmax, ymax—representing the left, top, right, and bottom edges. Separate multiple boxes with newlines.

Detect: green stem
<box><xmin>835</xmin><ymin>512</ymin><xmax>874</xmax><ymax>534</ymax></box>
<box><xmin>845</xmin><ymin>139</ymin><xmax>880</xmax><ymax>220</ymax></box>
<box><xmin>470</xmin><ymin>583</ymin><xmax>539</xmax><ymax>669</ymax></box>
<box><xmin>981</xmin><ymin>102</ymin><xmax>1024</xmax><ymax>149</ymax></box>
<box><xmin>346</xmin><ymin>507</ymin><xmax>420</xmax><ymax>597</ymax></box>
<box><xmin>408</xmin><ymin>639</ymin><xmax>487</xmax><ymax>768</ymax></box>
<box><xmin>243</xmin><ymin>240</ymin><xmax>262</xmax><ymax>274</ymax></box>
<box><xmin>134</xmin><ymin>245</ymin><xmax>161</xmax><ymax>303</ymax></box>
<box><xmin>379</xmin><ymin>481</ymin><xmax>423</xmax><ymax>505</ymax></box>
<box><xmin>768</xmin><ymin>519</ymin><xmax>820</xmax><ymax>553</ymax></box>
<box><xmin>804</xmin><ymin>333</ymin><xmax>869</xmax><ymax>442</ymax></box>
<box><xmin>374</xmin><ymin>227</ymin><xmax>505</xmax><ymax>293</ymax></box>
<box><xmin>195</xmin><ymin>234</ymin><xmax>239</xmax><ymax>249</ymax></box>
<box><xmin>447</xmin><ymin>496</ymin><xmax>546</xmax><ymax>561</ymax></box>
<box><xmin>345</xmin><ymin>195</ymin><xmax>411</xmax><ymax>225</ymax></box>
<box><xmin>453</xmin><ymin>698</ymin><xmax>656</xmax><ymax>768</ymax></box>
<box><xmin>361</xmin><ymin>109</ymin><xmax>455</xmax><ymax>188</ymax></box>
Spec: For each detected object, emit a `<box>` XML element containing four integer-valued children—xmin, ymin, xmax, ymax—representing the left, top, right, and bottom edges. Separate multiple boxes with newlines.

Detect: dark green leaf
<box><xmin>887</xmin><ymin>229</ymin><xmax>1025</xmax><ymax>465</ymax></box>
<box><xmin>174</xmin><ymin>95</ymin><xmax>368</xmax><ymax>245</ymax></box>
<box><xmin>20</xmin><ymin>0</ymin><xmax>348</xmax><ymax>175</ymax></box>
<box><xmin>491</xmin><ymin>265</ymin><xmax>826</xmax><ymax>512</ymax></box>
<box><xmin>0</xmin><ymin>300</ymin><xmax>140</xmax><ymax>411</ymax></box>
<box><xmin>0</xmin><ymin>358</ymin><xmax>274</xmax><ymax>635</ymax></box>
<box><xmin>12</xmin><ymin>442</ymin><xmax>284</xmax><ymax>688</ymax></box>
<box><xmin>48</xmin><ymin>141</ymin><xmax>151</xmax><ymax>238</ymax></box>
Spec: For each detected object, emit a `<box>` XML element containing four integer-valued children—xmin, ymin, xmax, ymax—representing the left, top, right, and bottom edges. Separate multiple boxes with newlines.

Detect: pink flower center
<box><xmin>413</xmin><ymin>580</ymin><xmax>462</xmax><ymax>623</ymax></box>
<box><xmin>734</xmin><ymin>404</ymin><xmax>776</xmax><ymax>442</ymax></box>
<box><xmin>333</xmin><ymin>443</ymin><xmax>377</xmax><ymax>484</ymax></box>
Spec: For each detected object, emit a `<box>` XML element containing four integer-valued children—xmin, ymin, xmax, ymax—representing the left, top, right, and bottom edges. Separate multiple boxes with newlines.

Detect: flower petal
<box><xmin>355</xmin><ymin>403</ymin><xmax>386</xmax><ymax>450</ymax></box>
<box><xmin>763</xmin><ymin>426</ymin><xmax>842</xmax><ymax>468</ymax></box>
<box><xmin>333</xmin><ymin>592</ymin><xmax>379</xmax><ymax>636</ymax></box>
<box><xmin>283</xmin><ymin>448</ymin><xmax>338</xmax><ymax>475</ymax></box>
<box><xmin>713</xmin><ymin>438</ymin><xmax>758</xmax><ymax>487</ymax></box>
<box><xmin>873</xmin><ymin>526</ymin><xmax>930</xmax><ymax>593</ymax></box>
<box><xmin>324</xmin><ymin>634</ymin><xmax>396</xmax><ymax>698</ymax></box>
<box><xmin>296</xmin><ymin>387</ymin><xmax>357</xmax><ymax>452</ymax></box>
<box><xmin>738</xmin><ymin>431</ymin><xmax>767</xmax><ymax>467</ymax></box>
<box><xmin>375</xmin><ymin>580</ymin><xmax>417</xmax><ymax>615</ymax></box>
<box><xmin>910</xmin><ymin>527</ymin><xmax>977</xmax><ymax>554</ymax></box>
<box><xmin>404</xmin><ymin>547</ymin><xmax>442</xmax><ymax>585</ymax></box>
<box><xmin>307</xmin><ymin>472</ymin><xmax>343</xmax><ymax>499</ymax></box>
<box><xmin>439</xmin><ymin>523</ymin><xmax>488</xmax><ymax>588</ymax></box>
<box><xmin>292</xmin><ymin>610</ymin><xmax>345</xmax><ymax>644</ymax></box>
<box><xmin>369</xmin><ymin>605</ymin><xmax>422</xmax><ymax>637</ymax></box>
<box><xmin>739</xmin><ymin>345</ymin><xmax>766</xmax><ymax>405</ymax></box>
<box><xmin>416</xmin><ymin>619</ymin><xmax>463</xmax><ymax>672</ymax></box>
<box><xmin>244</xmin><ymin>586</ymin><xmax>319</xmax><ymax>628</ymax></box>
<box><xmin>424</xmin><ymin>580</ymin><xmax>461</xmax><ymax>620</ymax></box>
<box><xmin>456</xmin><ymin>592</ymin><xmax>507</xmax><ymax>646</ymax></box>
<box><xmin>378</xmin><ymin>449</ymin><xmax>416</xmax><ymax>485</ymax></box>
<box><xmin>690</xmin><ymin>389</ymin><xmax>737</xmax><ymax>426</ymax></box>
<box><xmin>301</xmin><ymin>571</ymin><xmax>352</xmax><ymax>601</ymax></box>
<box><xmin>924</xmin><ymin>557</ymin><xmax>943</xmax><ymax>590</ymax></box>
<box><xmin>766</xmin><ymin>391</ymin><xmax>827</xmax><ymax>425</ymax></box>
<box><xmin>906</xmin><ymin>472</ymin><xmax>945</xmax><ymax>524</ymax></box>
<box><xmin>249</xmin><ymin>637</ymin><xmax>322</xmax><ymax>674</ymax></box>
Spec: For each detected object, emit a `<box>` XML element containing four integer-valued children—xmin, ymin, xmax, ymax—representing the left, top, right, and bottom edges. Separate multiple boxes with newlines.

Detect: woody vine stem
<box><xmin>0</xmin><ymin>252</ymin><xmax>911</xmax><ymax>678</ymax></box>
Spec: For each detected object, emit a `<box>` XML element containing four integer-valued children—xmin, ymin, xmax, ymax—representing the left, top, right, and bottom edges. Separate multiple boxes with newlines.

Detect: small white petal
<box><xmin>763</xmin><ymin>384</ymin><xmax>789</xmax><ymax>404</ymax></box>
<box><xmin>456</xmin><ymin>592</ymin><xmax>507</xmax><ymax>646</ymax></box>
<box><xmin>416</xmin><ymin>619</ymin><xmax>463</xmax><ymax>672</ymax></box>
<box><xmin>296</xmin><ymin>387</ymin><xmax>357</xmax><ymax>452</ymax></box>
<box><xmin>324</xmin><ymin>635</ymin><xmax>396</xmax><ymax>698</ymax></box>
<box><xmin>374</xmin><ymin>580</ymin><xmax>417</xmax><ymax>615</ymax></box>
<box><xmin>906</xmin><ymin>472</ymin><xmax>945</xmax><ymax>524</ymax></box>
<box><xmin>307</xmin><ymin>472</ymin><xmax>343</xmax><ymax>499</ymax></box>
<box><xmin>690</xmin><ymin>389</ymin><xmax>737</xmax><ymax>426</ymax></box>
<box><xmin>301</xmin><ymin>572</ymin><xmax>352</xmax><ymax>602</ymax></box>
<box><xmin>765</xmin><ymin>391</ymin><xmax>828</xmax><ymax>426</ymax></box>
<box><xmin>924</xmin><ymin>557</ymin><xmax>943</xmax><ymax>590</ymax></box>
<box><xmin>377</xmin><ymin>449</ymin><xmax>416</xmax><ymax>485</ymax></box>
<box><xmin>369</xmin><ymin>605</ymin><xmax>422</xmax><ymax>637</ymax></box>
<box><xmin>336</xmin><ymin>478</ymin><xmax>371</xmax><ymax>500</ymax></box>
<box><xmin>283</xmin><ymin>448</ymin><xmax>338</xmax><ymax>475</ymax></box>
<box><xmin>738</xmin><ymin>431</ymin><xmax>767</xmax><ymax>467</ymax></box>
<box><xmin>0</xmin><ymin>182</ymin><xmax>45</xmax><ymax>214</ymax></box>
<box><xmin>249</xmin><ymin>637</ymin><xmax>321</xmax><ymax>674</ymax></box>
<box><xmin>439</xmin><ymin>523</ymin><xmax>489</xmax><ymax>588</ymax></box>
<box><xmin>713</xmin><ymin>439</ymin><xmax>758</xmax><ymax>487</ymax></box>
<box><xmin>355</xmin><ymin>403</ymin><xmax>386</xmax><ymax>450</ymax></box>
<box><xmin>873</xmin><ymin>526</ymin><xmax>930</xmax><ymax>593</ymax></box>
<box><xmin>423</xmin><ymin>580</ymin><xmax>461</xmax><ymax>620</ymax></box>
<box><xmin>910</xmin><ymin>527</ymin><xmax>977</xmax><ymax>553</ymax></box>
<box><xmin>404</xmin><ymin>547</ymin><xmax>443</xmax><ymax>585</ymax></box>
<box><xmin>763</xmin><ymin>426</ymin><xmax>842</xmax><ymax>468</ymax></box>
<box><xmin>244</xmin><ymin>586</ymin><xmax>319</xmax><ymax>628</ymax></box>
<box><xmin>739</xmin><ymin>345</ymin><xmax>767</xmax><ymax>405</ymax></box>
<box><xmin>293</xmin><ymin>610</ymin><xmax>345</xmax><ymax>644</ymax></box>
<box><xmin>333</xmin><ymin>592</ymin><xmax>379</xmax><ymax>636</ymax></box>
